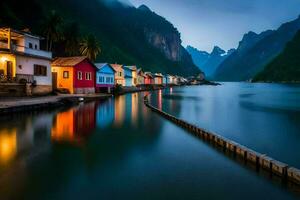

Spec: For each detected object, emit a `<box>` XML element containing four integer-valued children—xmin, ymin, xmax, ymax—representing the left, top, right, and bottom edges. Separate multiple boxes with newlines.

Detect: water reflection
<box><xmin>51</xmin><ymin>102</ymin><xmax>96</xmax><ymax>145</ymax></box>
<box><xmin>0</xmin><ymin>129</ymin><xmax>17</xmax><ymax>164</ymax></box>
<box><xmin>114</xmin><ymin>95</ymin><xmax>125</xmax><ymax>127</ymax></box>
<box><xmin>131</xmin><ymin>93</ymin><xmax>138</xmax><ymax>125</ymax></box>
<box><xmin>0</xmin><ymin>89</ymin><xmax>298</xmax><ymax>200</ymax></box>
<box><xmin>158</xmin><ymin>90</ymin><xmax>162</xmax><ymax>110</ymax></box>
<box><xmin>0</xmin><ymin>93</ymin><xmax>158</xmax><ymax>169</ymax></box>
<box><xmin>96</xmin><ymin>98</ymin><xmax>115</xmax><ymax>129</ymax></box>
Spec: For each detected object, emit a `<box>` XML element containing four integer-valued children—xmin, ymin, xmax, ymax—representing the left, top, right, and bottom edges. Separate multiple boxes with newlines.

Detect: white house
<box><xmin>0</xmin><ymin>28</ymin><xmax>52</xmax><ymax>95</ymax></box>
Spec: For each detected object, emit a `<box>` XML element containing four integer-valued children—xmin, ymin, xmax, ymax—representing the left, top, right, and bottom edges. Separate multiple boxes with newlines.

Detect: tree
<box><xmin>80</xmin><ymin>34</ymin><xmax>101</xmax><ymax>61</ymax></box>
<box><xmin>42</xmin><ymin>10</ymin><xmax>64</xmax><ymax>51</ymax></box>
<box><xmin>64</xmin><ymin>22</ymin><xmax>81</xmax><ymax>56</ymax></box>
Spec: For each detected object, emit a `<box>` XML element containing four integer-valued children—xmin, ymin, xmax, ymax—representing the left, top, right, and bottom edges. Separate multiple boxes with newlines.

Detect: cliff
<box><xmin>0</xmin><ymin>0</ymin><xmax>200</xmax><ymax>76</ymax></box>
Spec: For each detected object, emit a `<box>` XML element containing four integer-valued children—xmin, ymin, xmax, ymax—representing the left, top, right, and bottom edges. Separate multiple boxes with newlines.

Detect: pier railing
<box><xmin>143</xmin><ymin>94</ymin><xmax>300</xmax><ymax>186</ymax></box>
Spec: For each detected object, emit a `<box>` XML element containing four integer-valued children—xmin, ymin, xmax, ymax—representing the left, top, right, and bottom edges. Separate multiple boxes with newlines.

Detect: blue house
<box><xmin>162</xmin><ymin>75</ymin><xmax>167</xmax><ymax>85</ymax></box>
<box><xmin>123</xmin><ymin>66</ymin><xmax>133</xmax><ymax>87</ymax></box>
<box><xmin>95</xmin><ymin>63</ymin><xmax>116</xmax><ymax>93</ymax></box>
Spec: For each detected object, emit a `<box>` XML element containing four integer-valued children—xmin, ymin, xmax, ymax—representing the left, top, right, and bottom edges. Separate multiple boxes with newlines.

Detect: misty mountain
<box><xmin>214</xmin><ymin>16</ymin><xmax>300</xmax><ymax>81</ymax></box>
<box><xmin>186</xmin><ymin>45</ymin><xmax>235</xmax><ymax>78</ymax></box>
<box><xmin>0</xmin><ymin>0</ymin><xmax>200</xmax><ymax>76</ymax></box>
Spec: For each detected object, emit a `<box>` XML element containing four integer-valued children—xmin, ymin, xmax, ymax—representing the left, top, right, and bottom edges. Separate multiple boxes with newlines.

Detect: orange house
<box><xmin>51</xmin><ymin>56</ymin><xmax>97</xmax><ymax>94</ymax></box>
<box><xmin>111</xmin><ymin>64</ymin><xmax>125</xmax><ymax>86</ymax></box>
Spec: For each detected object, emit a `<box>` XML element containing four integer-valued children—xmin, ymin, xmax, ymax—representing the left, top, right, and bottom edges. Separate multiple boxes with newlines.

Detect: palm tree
<box><xmin>42</xmin><ymin>10</ymin><xmax>64</xmax><ymax>51</ymax></box>
<box><xmin>64</xmin><ymin>22</ymin><xmax>80</xmax><ymax>56</ymax></box>
<box><xmin>80</xmin><ymin>34</ymin><xmax>101</xmax><ymax>61</ymax></box>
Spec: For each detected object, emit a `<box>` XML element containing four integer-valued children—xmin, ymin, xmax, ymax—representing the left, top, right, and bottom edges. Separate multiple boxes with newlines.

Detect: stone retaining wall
<box><xmin>143</xmin><ymin>94</ymin><xmax>300</xmax><ymax>186</ymax></box>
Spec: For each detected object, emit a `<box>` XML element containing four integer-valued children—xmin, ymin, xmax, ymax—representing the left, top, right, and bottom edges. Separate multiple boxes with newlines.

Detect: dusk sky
<box><xmin>130</xmin><ymin>0</ymin><xmax>300</xmax><ymax>52</ymax></box>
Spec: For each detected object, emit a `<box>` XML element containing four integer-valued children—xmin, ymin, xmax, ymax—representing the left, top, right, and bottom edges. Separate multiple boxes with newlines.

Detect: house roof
<box><xmin>94</xmin><ymin>63</ymin><xmax>116</xmax><ymax>72</ymax></box>
<box><xmin>137</xmin><ymin>68</ymin><xmax>146</xmax><ymax>77</ymax></box>
<box><xmin>110</xmin><ymin>64</ymin><xmax>124</xmax><ymax>72</ymax></box>
<box><xmin>52</xmin><ymin>56</ymin><xmax>88</xmax><ymax>66</ymax></box>
<box><xmin>125</xmin><ymin>66</ymin><xmax>137</xmax><ymax>71</ymax></box>
<box><xmin>0</xmin><ymin>27</ymin><xmax>44</xmax><ymax>40</ymax></box>
<box><xmin>144</xmin><ymin>72</ymin><xmax>154</xmax><ymax>78</ymax></box>
<box><xmin>154</xmin><ymin>73</ymin><xmax>163</xmax><ymax>77</ymax></box>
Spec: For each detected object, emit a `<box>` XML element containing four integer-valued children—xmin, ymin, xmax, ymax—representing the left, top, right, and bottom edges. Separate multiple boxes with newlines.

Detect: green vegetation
<box><xmin>0</xmin><ymin>0</ymin><xmax>199</xmax><ymax>76</ymax></box>
<box><xmin>253</xmin><ymin>31</ymin><xmax>300</xmax><ymax>82</ymax></box>
<box><xmin>80</xmin><ymin>34</ymin><xmax>101</xmax><ymax>61</ymax></box>
<box><xmin>42</xmin><ymin>10</ymin><xmax>64</xmax><ymax>51</ymax></box>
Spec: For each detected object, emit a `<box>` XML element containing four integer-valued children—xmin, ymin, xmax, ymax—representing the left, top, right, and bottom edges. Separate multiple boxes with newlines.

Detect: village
<box><xmin>0</xmin><ymin>28</ymin><xmax>205</xmax><ymax>99</ymax></box>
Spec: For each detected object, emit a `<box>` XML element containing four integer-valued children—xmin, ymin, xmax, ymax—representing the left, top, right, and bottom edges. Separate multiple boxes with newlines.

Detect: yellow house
<box><xmin>126</xmin><ymin>66</ymin><xmax>137</xmax><ymax>86</ymax></box>
<box><xmin>111</xmin><ymin>64</ymin><xmax>125</xmax><ymax>86</ymax></box>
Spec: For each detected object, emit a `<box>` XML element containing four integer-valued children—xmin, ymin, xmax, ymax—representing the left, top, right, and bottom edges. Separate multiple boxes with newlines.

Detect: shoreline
<box><xmin>0</xmin><ymin>85</ymin><xmax>167</xmax><ymax>114</ymax></box>
<box><xmin>0</xmin><ymin>94</ymin><xmax>112</xmax><ymax>114</ymax></box>
<box><xmin>0</xmin><ymin>82</ymin><xmax>218</xmax><ymax>114</ymax></box>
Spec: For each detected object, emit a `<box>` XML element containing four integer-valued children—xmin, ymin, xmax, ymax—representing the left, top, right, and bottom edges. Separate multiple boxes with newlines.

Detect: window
<box><xmin>106</xmin><ymin>77</ymin><xmax>110</xmax><ymax>83</ymax></box>
<box><xmin>99</xmin><ymin>76</ymin><xmax>104</xmax><ymax>83</ymax></box>
<box><xmin>85</xmin><ymin>72</ymin><xmax>92</xmax><ymax>80</ymax></box>
<box><xmin>18</xmin><ymin>65</ymin><xmax>22</xmax><ymax>69</ymax></box>
<box><xmin>78</xmin><ymin>71</ymin><xmax>83</xmax><ymax>80</ymax></box>
<box><xmin>34</xmin><ymin>65</ymin><xmax>47</xmax><ymax>76</ymax></box>
<box><xmin>35</xmin><ymin>44</ymin><xmax>38</xmax><ymax>49</ymax></box>
<box><xmin>29</xmin><ymin>43</ymin><xmax>33</xmax><ymax>49</ymax></box>
<box><xmin>63</xmin><ymin>71</ymin><xmax>69</xmax><ymax>79</ymax></box>
<box><xmin>119</xmin><ymin>72</ymin><xmax>122</xmax><ymax>77</ymax></box>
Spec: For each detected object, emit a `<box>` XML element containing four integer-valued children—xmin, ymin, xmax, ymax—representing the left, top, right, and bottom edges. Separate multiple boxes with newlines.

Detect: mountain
<box><xmin>253</xmin><ymin>30</ymin><xmax>300</xmax><ymax>82</ymax></box>
<box><xmin>214</xmin><ymin>16</ymin><xmax>300</xmax><ymax>81</ymax></box>
<box><xmin>186</xmin><ymin>46</ymin><xmax>210</xmax><ymax>69</ymax></box>
<box><xmin>0</xmin><ymin>0</ymin><xmax>200</xmax><ymax>76</ymax></box>
<box><xmin>186</xmin><ymin>45</ymin><xmax>235</xmax><ymax>78</ymax></box>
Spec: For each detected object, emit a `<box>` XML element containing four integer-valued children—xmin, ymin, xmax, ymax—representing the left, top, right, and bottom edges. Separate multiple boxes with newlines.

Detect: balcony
<box><xmin>0</xmin><ymin>41</ymin><xmax>52</xmax><ymax>59</ymax></box>
<box><xmin>0</xmin><ymin>74</ymin><xmax>34</xmax><ymax>83</ymax></box>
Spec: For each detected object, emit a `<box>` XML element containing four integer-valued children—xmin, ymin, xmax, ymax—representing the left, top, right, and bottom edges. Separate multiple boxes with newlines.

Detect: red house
<box><xmin>52</xmin><ymin>56</ymin><xmax>97</xmax><ymax>94</ymax></box>
<box><xmin>144</xmin><ymin>72</ymin><xmax>154</xmax><ymax>85</ymax></box>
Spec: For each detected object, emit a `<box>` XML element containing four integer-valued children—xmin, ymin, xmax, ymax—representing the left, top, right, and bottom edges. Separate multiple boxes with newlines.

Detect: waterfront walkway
<box><xmin>0</xmin><ymin>94</ymin><xmax>111</xmax><ymax>112</ymax></box>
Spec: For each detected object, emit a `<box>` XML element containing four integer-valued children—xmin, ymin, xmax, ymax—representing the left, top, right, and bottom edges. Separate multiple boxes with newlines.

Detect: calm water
<box><xmin>0</xmin><ymin>83</ymin><xmax>300</xmax><ymax>200</ymax></box>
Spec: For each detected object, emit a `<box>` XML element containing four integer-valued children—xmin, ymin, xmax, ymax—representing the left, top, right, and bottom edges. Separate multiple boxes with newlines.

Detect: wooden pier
<box><xmin>143</xmin><ymin>94</ymin><xmax>300</xmax><ymax>185</ymax></box>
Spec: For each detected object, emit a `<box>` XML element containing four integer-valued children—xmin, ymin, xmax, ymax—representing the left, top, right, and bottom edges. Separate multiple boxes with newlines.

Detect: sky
<box><xmin>130</xmin><ymin>0</ymin><xmax>300</xmax><ymax>52</ymax></box>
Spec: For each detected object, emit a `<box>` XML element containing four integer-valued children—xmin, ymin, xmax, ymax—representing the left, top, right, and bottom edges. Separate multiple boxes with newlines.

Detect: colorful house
<box><xmin>154</xmin><ymin>73</ymin><xmax>163</xmax><ymax>85</ymax></box>
<box><xmin>166</xmin><ymin>75</ymin><xmax>173</xmax><ymax>85</ymax></box>
<box><xmin>111</xmin><ymin>64</ymin><xmax>125</xmax><ymax>86</ymax></box>
<box><xmin>137</xmin><ymin>68</ymin><xmax>145</xmax><ymax>85</ymax></box>
<box><xmin>144</xmin><ymin>72</ymin><xmax>154</xmax><ymax>85</ymax></box>
<box><xmin>162</xmin><ymin>75</ymin><xmax>167</xmax><ymax>85</ymax></box>
<box><xmin>125</xmin><ymin>66</ymin><xmax>137</xmax><ymax>86</ymax></box>
<box><xmin>123</xmin><ymin>66</ymin><xmax>134</xmax><ymax>87</ymax></box>
<box><xmin>0</xmin><ymin>28</ymin><xmax>53</xmax><ymax>95</ymax></box>
<box><xmin>95</xmin><ymin>63</ymin><xmax>115</xmax><ymax>93</ymax></box>
<box><xmin>51</xmin><ymin>56</ymin><xmax>97</xmax><ymax>94</ymax></box>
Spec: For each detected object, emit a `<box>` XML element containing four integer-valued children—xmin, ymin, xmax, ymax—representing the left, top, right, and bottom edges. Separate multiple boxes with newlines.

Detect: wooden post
<box><xmin>8</xmin><ymin>28</ymin><xmax>11</xmax><ymax>51</ymax></box>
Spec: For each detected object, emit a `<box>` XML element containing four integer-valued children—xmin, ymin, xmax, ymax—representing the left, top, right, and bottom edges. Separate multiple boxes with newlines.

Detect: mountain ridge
<box><xmin>0</xmin><ymin>0</ymin><xmax>200</xmax><ymax>76</ymax></box>
<box><xmin>253</xmin><ymin>30</ymin><xmax>300</xmax><ymax>82</ymax></box>
<box><xmin>186</xmin><ymin>45</ymin><xmax>234</xmax><ymax>78</ymax></box>
<box><xmin>214</xmin><ymin>15</ymin><xmax>300</xmax><ymax>81</ymax></box>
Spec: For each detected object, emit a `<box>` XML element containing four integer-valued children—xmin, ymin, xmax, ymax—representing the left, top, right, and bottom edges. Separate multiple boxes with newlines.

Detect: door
<box><xmin>52</xmin><ymin>72</ymin><xmax>57</xmax><ymax>90</ymax></box>
<box><xmin>6</xmin><ymin>61</ymin><xmax>13</xmax><ymax>79</ymax></box>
